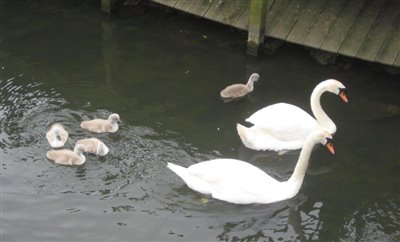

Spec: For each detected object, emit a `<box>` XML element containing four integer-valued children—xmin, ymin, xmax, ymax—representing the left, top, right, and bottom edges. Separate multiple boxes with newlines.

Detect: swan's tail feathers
<box><xmin>167</xmin><ymin>162</ymin><xmax>188</xmax><ymax>180</ymax></box>
<box><xmin>46</xmin><ymin>150</ymin><xmax>57</xmax><ymax>160</ymax></box>
<box><xmin>167</xmin><ymin>162</ymin><xmax>213</xmax><ymax>195</ymax></box>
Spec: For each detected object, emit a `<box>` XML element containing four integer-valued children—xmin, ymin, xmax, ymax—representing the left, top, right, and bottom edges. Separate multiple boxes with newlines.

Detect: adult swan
<box><xmin>167</xmin><ymin>129</ymin><xmax>334</xmax><ymax>204</ymax></box>
<box><xmin>237</xmin><ymin>79</ymin><xmax>347</xmax><ymax>151</ymax></box>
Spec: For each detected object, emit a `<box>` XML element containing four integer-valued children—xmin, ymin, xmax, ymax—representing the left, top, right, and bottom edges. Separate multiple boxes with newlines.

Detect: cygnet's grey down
<box><xmin>46</xmin><ymin>144</ymin><xmax>86</xmax><ymax>166</ymax></box>
<box><xmin>46</xmin><ymin>123</ymin><xmax>69</xmax><ymax>148</ymax></box>
<box><xmin>220</xmin><ymin>73</ymin><xmax>260</xmax><ymax>99</ymax></box>
<box><xmin>80</xmin><ymin>113</ymin><xmax>120</xmax><ymax>133</ymax></box>
<box><xmin>76</xmin><ymin>138</ymin><xmax>109</xmax><ymax>156</ymax></box>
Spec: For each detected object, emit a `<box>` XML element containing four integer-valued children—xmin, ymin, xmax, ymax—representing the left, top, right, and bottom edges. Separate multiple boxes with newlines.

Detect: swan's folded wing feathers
<box><xmin>246</xmin><ymin>103</ymin><xmax>318</xmax><ymax>140</ymax></box>
<box><xmin>188</xmin><ymin>159</ymin><xmax>277</xmax><ymax>185</ymax></box>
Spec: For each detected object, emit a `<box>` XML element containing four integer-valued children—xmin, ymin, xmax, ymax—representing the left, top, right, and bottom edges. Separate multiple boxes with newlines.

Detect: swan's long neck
<box><xmin>287</xmin><ymin>137</ymin><xmax>316</xmax><ymax>187</ymax></box>
<box><xmin>246</xmin><ymin>78</ymin><xmax>255</xmax><ymax>91</ymax></box>
<box><xmin>310</xmin><ymin>84</ymin><xmax>336</xmax><ymax>134</ymax></box>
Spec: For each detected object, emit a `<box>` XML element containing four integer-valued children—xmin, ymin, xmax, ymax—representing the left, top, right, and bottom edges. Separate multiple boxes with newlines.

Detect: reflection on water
<box><xmin>1</xmin><ymin>0</ymin><xmax>399</xmax><ymax>241</ymax></box>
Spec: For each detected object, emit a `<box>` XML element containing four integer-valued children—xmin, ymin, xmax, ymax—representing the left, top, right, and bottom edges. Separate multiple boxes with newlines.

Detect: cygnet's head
<box><xmin>249</xmin><ymin>73</ymin><xmax>260</xmax><ymax>82</ymax></box>
<box><xmin>324</xmin><ymin>79</ymin><xmax>348</xmax><ymax>103</ymax></box>
<box><xmin>74</xmin><ymin>144</ymin><xmax>86</xmax><ymax>154</ymax></box>
<box><xmin>312</xmin><ymin>129</ymin><xmax>335</xmax><ymax>154</ymax></box>
<box><xmin>108</xmin><ymin>113</ymin><xmax>120</xmax><ymax>123</ymax></box>
<box><xmin>54</xmin><ymin>126</ymin><xmax>62</xmax><ymax>140</ymax></box>
<box><xmin>96</xmin><ymin>142</ymin><xmax>109</xmax><ymax>156</ymax></box>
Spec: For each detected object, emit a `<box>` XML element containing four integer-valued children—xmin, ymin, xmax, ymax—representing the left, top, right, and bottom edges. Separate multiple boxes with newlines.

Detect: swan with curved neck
<box><xmin>46</xmin><ymin>144</ymin><xmax>86</xmax><ymax>166</ymax></box>
<box><xmin>237</xmin><ymin>79</ymin><xmax>347</xmax><ymax>151</ymax></box>
<box><xmin>167</xmin><ymin>129</ymin><xmax>334</xmax><ymax>204</ymax></box>
<box><xmin>76</xmin><ymin>138</ymin><xmax>109</xmax><ymax>156</ymax></box>
<box><xmin>310</xmin><ymin>79</ymin><xmax>347</xmax><ymax>133</ymax></box>
<box><xmin>80</xmin><ymin>113</ymin><xmax>120</xmax><ymax>133</ymax></box>
<box><xmin>220</xmin><ymin>73</ymin><xmax>260</xmax><ymax>99</ymax></box>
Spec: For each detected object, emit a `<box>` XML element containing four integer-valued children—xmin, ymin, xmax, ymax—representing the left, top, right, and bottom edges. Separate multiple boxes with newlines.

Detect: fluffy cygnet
<box><xmin>76</xmin><ymin>138</ymin><xmax>109</xmax><ymax>156</ymax></box>
<box><xmin>46</xmin><ymin>123</ymin><xmax>69</xmax><ymax>148</ymax></box>
<box><xmin>220</xmin><ymin>73</ymin><xmax>260</xmax><ymax>99</ymax></box>
<box><xmin>80</xmin><ymin>113</ymin><xmax>120</xmax><ymax>133</ymax></box>
<box><xmin>46</xmin><ymin>144</ymin><xmax>86</xmax><ymax>166</ymax></box>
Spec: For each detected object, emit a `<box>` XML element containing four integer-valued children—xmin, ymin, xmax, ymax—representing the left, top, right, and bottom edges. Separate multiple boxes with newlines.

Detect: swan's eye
<box><xmin>338</xmin><ymin>88</ymin><xmax>348</xmax><ymax>103</ymax></box>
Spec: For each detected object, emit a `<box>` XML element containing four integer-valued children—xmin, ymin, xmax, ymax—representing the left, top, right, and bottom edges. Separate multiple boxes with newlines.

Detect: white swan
<box><xmin>46</xmin><ymin>123</ymin><xmax>69</xmax><ymax>148</ymax></box>
<box><xmin>76</xmin><ymin>138</ymin><xmax>109</xmax><ymax>156</ymax></box>
<box><xmin>80</xmin><ymin>113</ymin><xmax>120</xmax><ymax>133</ymax></box>
<box><xmin>237</xmin><ymin>79</ymin><xmax>347</xmax><ymax>151</ymax></box>
<box><xmin>46</xmin><ymin>144</ymin><xmax>86</xmax><ymax>166</ymax></box>
<box><xmin>220</xmin><ymin>73</ymin><xmax>260</xmax><ymax>99</ymax></box>
<box><xmin>168</xmin><ymin>129</ymin><xmax>334</xmax><ymax>204</ymax></box>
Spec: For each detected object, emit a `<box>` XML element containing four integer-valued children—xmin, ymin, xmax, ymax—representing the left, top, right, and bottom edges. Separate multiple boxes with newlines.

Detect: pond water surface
<box><xmin>1</xmin><ymin>1</ymin><xmax>399</xmax><ymax>241</ymax></box>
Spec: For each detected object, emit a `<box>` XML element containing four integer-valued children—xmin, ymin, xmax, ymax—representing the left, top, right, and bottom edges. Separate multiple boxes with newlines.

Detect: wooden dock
<box><xmin>149</xmin><ymin>0</ymin><xmax>400</xmax><ymax>67</ymax></box>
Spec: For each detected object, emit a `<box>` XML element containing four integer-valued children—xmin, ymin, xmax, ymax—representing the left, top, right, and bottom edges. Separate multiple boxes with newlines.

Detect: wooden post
<box><xmin>101</xmin><ymin>0</ymin><xmax>116</xmax><ymax>13</ymax></box>
<box><xmin>247</xmin><ymin>0</ymin><xmax>268</xmax><ymax>56</ymax></box>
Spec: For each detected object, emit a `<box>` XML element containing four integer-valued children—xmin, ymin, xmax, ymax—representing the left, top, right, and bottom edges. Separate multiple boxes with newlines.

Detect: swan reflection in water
<box><xmin>211</xmin><ymin>195</ymin><xmax>325</xmax><ymax>241</ymax></box>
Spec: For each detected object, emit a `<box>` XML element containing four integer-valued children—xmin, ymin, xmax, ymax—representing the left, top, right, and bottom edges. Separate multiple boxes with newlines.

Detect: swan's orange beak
<box><xmin>325</xmin><ymin>142</ymin><xmax>335</xmax><ymax>155</ymax></box>
<box><xmin>339</xmin><ymin>89</ymin><xmax>348</xmax><ymax>103</ymax></box>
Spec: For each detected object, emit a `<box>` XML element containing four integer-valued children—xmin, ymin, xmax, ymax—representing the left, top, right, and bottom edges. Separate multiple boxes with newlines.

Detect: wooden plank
<box><xmin>321</xmin><ymin>0</ymin><xmax>366</xmax><ymax>53</ymax></box>
<box><xmin>187</xmin><ymin>0</ymin><xmax>215</xmax><ymax>17</ymax></box>
<box><xmin>155</xmin><ymin>0</ymin><xmax>178</xmax><ymax>7</ymax></box>
<box><xmin>236</xmin><ymin>0</ymin><xmax>274</xmax><ymax>32</ymax></box>
<box><xmin>286</xmin><ymin>0</ymin><xmax>329</xmax><ymax>43</ymax></box>
<box><xmin>174</xmin><ymin>0</ymin><xmax>196</xmax><ymax>12</ymax></box>
<box><xmin>204</xmin><ymin>0</ymin><xmax>224</xmax><ymax>22</ymax></box>
<box><xmin>234</xmin><ymin>6</ymin><xmax>249</xmax><ymax>30</ymax></box>
<box><xmin>265</xmin><ymin>0</ymin><xmax>291</xmax><ymax>36</ymax></box>
<box><xmin>357</xmin><ymin>0</ymin><xmax>400</xmax><ymax>62</ymax></box>
<box><xmin>375</xmin><ymin>15</ymin><xmax>400</xmax><ymax>66</ymax></box>
<box><xmin>218</xmin><ymin>0</ymin><xmax>248</xmax><ymax>26</ymax></box>
<box><xmin>302</xmin><ymin>0</ymin><xmax>347</xmax><ymax>48</ymax></box>
<box><xmin>269</xmin><ymin>0</ymin><xmax>310</xmax><ymax>40</ymax></box>
<box><xmin>339</xmin><ymin>0</ymin><xmax>387</xmax><ymax>57</ymax></box>
<box><xmin>395</xmin><ymin>54</ymin><xmax>400</xmax><ymax>67</ymax></box>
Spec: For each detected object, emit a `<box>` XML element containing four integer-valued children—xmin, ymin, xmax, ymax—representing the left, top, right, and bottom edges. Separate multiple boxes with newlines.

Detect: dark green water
<box><xmin>1</xmin><ymin>1</ymin><xmax>399</xmax><ymax>241</ymax></box>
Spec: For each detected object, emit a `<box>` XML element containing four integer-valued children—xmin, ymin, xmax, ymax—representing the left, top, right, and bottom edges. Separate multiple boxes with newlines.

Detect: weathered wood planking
<box><xmin>269</xmin><ymin>0</ymin><xmax>309</xmax><ymax>40</ymax></box>
<box><xmin>265</xmin><ymin>0</ymin><xmax>291</xmax><ymax>36</ymax></box>
<box><xmin>375</xmin><ymin>15</ymin><xmax>400</xmax><ymax>65</ymax></box>
<box><xmin>356</xmin><ymin>0</ymin><xmax>400</xmax><ymax>62</ymax></box>
<box><xmin>234</xmin><ymin>6</ymin><xmax>249</xmax><ymax>30</ymax></box>
<box><xmin>150</xmin><ymin>0</ymin><xmax>400</xmax><ymax>67</ymax></box>
<box><xmin>286</xmin><ymin>0</ymin><xmax>329</xmax><ymax>43</ymax></box>
<box><xmin>174</xmin><ymin>0</ymin><xmax>196</xmax><ymax>12</ymax></box>
<box><xmin>216</xmin><ymin>0</ymin><xmax>247</xmax><ymax>26</ymax></box>
<box><xmin>339</xmin><ymin>0</ymin><xmax>387</xmax><ymax>58</ymax></box>
<box><xmin>321</xmin><ymin>0</ymin><xmax>366</xmax><ymax>53</ymax></box>
<box><xmin>395</xmin><ymin>54</ymin><xmax>400</xmax><ymax>67</ymax></box>
<box><xmin>302</xmin><ymin>0</ymin><xmax>347</xmax><ymax>48</ymax></box>
<box><xmin>187</xmin><ymin>0</ymin><xmax>215</xmax><ymax>17</ymax></box>
<box><xmin>153</xmin><ymin>0</ymin><xmax>177</xmax><ymax>7</ymax></box>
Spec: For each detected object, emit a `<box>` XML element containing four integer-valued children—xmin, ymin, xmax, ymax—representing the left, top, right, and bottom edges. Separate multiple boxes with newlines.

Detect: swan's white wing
<box><xmin>187</xmin><ymin>159</ymin><xmax>282</xmax><ymax>203</ymax></box>
<box><xmin>239</xmin><ymin>125</ymin><xmax>304</xmax><ymax>151</ymax></box>
<box><xmin>246</xmin><ymin>103</ymin><xmax>319</xmax><ymax>142</ymax></box>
